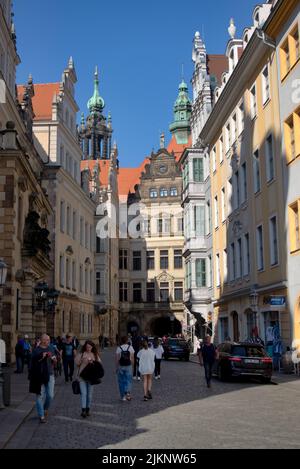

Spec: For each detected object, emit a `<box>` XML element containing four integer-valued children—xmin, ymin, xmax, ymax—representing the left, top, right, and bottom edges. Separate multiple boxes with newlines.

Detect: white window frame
<box><xmin>266</xmin><ymin>134</ymin><xmax>275</xmax><ymax>183</ymax></box>
<box><xmin>262</xmin><ymin>64</ymin><xmax>271</xmax><ymax>105</ymax></box>
<box><xmin>256</xmin><ymin>224</ymin><xmax>265</xmax><ymax>272</ymax></box>
<box><xmin>250</xmin><ymin>84</ymin><xmax>257</xmax><ymax>120</ymax></box>
<box><xmin>269</xmin><ymin>215</ymin><xmax>279</xmax><ymax>266</ymax></box>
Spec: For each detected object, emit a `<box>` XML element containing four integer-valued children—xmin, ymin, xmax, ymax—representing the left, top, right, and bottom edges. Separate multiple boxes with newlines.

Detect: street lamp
<box><xmin>0</xmin><ymin>259</ymin><xmax>8</xmax><ymax>410</ymax></box>
<box><xmin>250</xmin><ymin>288</ymin><xmax>259</xmax><ymax>338</ymax></box>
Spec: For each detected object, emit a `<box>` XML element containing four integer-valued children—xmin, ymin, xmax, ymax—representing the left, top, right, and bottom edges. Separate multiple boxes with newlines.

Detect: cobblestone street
<box><xmin>2</xmin><ymin>349</ymin><xmax>300</xmax><ymax>449</ymax></box>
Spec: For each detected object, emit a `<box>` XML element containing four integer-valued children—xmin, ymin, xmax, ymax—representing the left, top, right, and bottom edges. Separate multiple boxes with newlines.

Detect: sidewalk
<box><xmin>0</xmin><ymin>366</ymin><xmax>35</xmax><ymax>449</ymax></box>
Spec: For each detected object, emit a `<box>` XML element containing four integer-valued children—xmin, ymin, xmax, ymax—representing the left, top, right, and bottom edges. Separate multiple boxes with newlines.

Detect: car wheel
<box><xmin>262</xmin><ymin>377</ymin><xmax>271</xmax><ymax>384</ymax></box>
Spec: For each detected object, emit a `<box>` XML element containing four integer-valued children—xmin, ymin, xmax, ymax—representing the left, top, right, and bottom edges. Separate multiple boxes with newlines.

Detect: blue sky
<box><xmin>15</xmin><ymin>0</ymin><xmax>259</xmax><ymax>167</ymax></box>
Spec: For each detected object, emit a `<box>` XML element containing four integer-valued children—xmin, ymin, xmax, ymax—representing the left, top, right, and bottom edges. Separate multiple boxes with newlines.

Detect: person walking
<box><xmin>116</xmin><ymin>336</ymin><xmax>134</xmax><ymax>402</ymax></box>
<box><xmin>29</xmin><ymin>334</ymin><xmax>57</xmax><ymax>423</ymax></box>
<box><xmin>75</xmin><ymin>341</ymin><xmax>102</xmax><ymax>418</ymax></box>
<box><xmin>131</xmin><ymin>332</ymin><xmax>142</xmax><ymax>381</ymax></box>
<box><xmin>198</xmin><ymin>335</ymin><xmax>218</xmax><ymax>388</ymax></box>
<box><xmin>152</xmin><ymin>337</ymin><xmax>164</xmax><ymax>380</ymax></box>
<box><xmin>15</xmin><ymin>336</ymin><xmax>25</xmax><ymax>374</ymax></box>
<box><xmin>137</xmin><ymin>340</ymin><xmax>155</xmax><ymax>401</ymax></box>
<box><xmin>61</xmin><ymin>334</ymin><xmax>76</xmax><ymax>383</ymax></box>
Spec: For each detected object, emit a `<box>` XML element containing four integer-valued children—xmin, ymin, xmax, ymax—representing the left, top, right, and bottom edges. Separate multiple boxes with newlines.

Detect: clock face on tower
<box><xmin>159</xmin><ymin>165</ymin><xmax>168</xmax><ymax>174</ymax></box>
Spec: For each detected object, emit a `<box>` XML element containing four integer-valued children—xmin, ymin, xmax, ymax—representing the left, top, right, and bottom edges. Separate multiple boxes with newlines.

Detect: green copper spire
<box><xmin>87</xmin><ymin>66</ymin><xmax>105</xmax><ymax>114</ymax></box>
<box><xmin>169</xmin><ymin>79</ymin><xmax>192</xmax><ymax>144</ymax></box>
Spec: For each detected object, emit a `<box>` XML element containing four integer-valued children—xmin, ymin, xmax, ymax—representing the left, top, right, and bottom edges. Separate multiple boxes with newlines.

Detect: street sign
<box><xmin>263</xmin><ymin>296</ymin><xmax>286</xmax><ymax>307</ymax></box>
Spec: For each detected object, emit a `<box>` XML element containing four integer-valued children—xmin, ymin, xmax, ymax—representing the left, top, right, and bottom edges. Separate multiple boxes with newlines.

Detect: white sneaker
<box><xmin>133</xmin><ymin>376</ymin><xmax>137</xmax><ymax>381</ymax></box>
<box><xmin>155</xmin><ymin>376</ymin><xmax>158</xmax><ymax>380</ymax></box>
<box><xmin>158</xmin><ymin>375</ymin><xmax>161</xmax><ymax>380</ymax></box>
<box><xmin>137</xmin><ymin>377</ymin><xmax>141</xmax><ymax>381</ymax></box>
<box><xmin>121</xmin><ymin>397</ymin><xmax>127</xmax><ymax>401</ymax></box>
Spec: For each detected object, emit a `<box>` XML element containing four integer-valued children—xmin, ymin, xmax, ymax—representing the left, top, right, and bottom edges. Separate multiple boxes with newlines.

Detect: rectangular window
<box><xmin>206</xmin><ymin>201</ymin><xmax>211</xmax><ymax>235</ymax></box>
<box><xmin>223</xmin><ymin>249</ymin><xmax>228</xmax><ymax>283</ymax></box>
<box><xmin>193</xmin><ymin>158</ymin><xmax>204</xmax><ymax>182</ymax></box>
<box><xmin>269</xmin><ymin>216</ymin><xmax>279</xmax><ymax>266</ymax></box>
<box><xmin>256</xmin><ymin>225</ymin><xmax>264</xmax><ymax>271</ymax></box>
<box><xmin>284</xmin><ymin>110</ymin><xmax>300</xmax><ymax>164</ymax></box>
<box><xmin>160</xmin><ymin>250</ymin><xmax>169</xmax><ymax>269</ymax></box>
<box><xmin>90</xmin><ymin>270</ymin><xmax>93</xmax><ymax>295</ymax></box>
<box><xmin>266</xmin><ymin>135</ymin><xmax>275</xmax><ymax>182</ymax></box>
<box><xmin>237</xmin><ymin>238</ymin><xmax>243</xmax><ymax>278</ymax></box>
<box><xmin>60</xmin><ymin>201</ymin><xmax>65</xmax><ymax>233</ymax></box>
<box><xmin>160</xmin><ymin>282</ymin><xmax>169</xmax><ymax>302</ymax></box>
<box><xmin>60</xmin><ymin>255</ymin><xmax>65</xmax><ymax>288</ymax></box>
<box><xmin>214</xmin><ymin>196</ymin><xmax>219</xmax><ymax>228</ymax></box>
<box><xmin>80</xmin><ymin>265</ymin><xmax>83</xmax><ymax>293</ymax></box>
<box><xmin>238</xmin><ymin>100</ymin><xmax>244</xmax><ymax>134</ymax></box>
<box><xmin>194</xmin><ymin>205</ymin><xmax>205</xmax><ymax>236</ymax></box>
<box><xmin>147</xmin><ymin>251</ymin><xmax>155</xmax><ymax>270</ymax></box>
<box><xmin>219</xmin><ymin>136</ymin><xmax>224</xmax><ymax>163</ymax></box>
<box><xmin>227</xmin><ymin>179</ymin><xmax>233</xmax><ymax>215</ymax></box>
<box><xmin>208</xmin><ymin>255</ymin><xmax>213</xmax><ymax>288</ymax></box>
<box><xmin>96</xmin><ymin>272</ymin><xmax>101</xmax><ymax>296</ymax></box>
<box><xmin>119</xmin><ymin>282</ymin><xmax>128</xmax><ymax>302</ymax></box>
<box><xmin>174</xmin><ymin>282</ymin><xmax>183</xmax><ymax>301</ymax></box>
<box><xmin>72</xmin><ymin>261</ymin><xmax>76</xmax><ymax>291</ymax></box>
<box><xmin>72</xmin><ymin>211</ymin><xmax>77</xmax><ymax>239</ymax></box>
<box><xmin>133</xmin><ymin>251</ymin><xmax>142</xmax><ymax>271</ymax></box>
<box><xmin>85</xmin><ymin>269</ymin><xmax>88</xmax><ymax>294</ymax></box>
<box><xmin>250</xmin><ymin>84</ymin><xmax>257</xmax><ymax>119</ymax></box>
<box><xmin>225</xmin><ymin>123</ymin><xmax>230</xmax><ymax>153</ymax></box>
<box><xmin>215</xmin><ymin>254</ymin><xmax>220</xmax><ymax>287</ymax></box>
<box><xmin>244</xmin><ymin>233</ymin><xmax>250</xmax><ymax>276</ymax></box>
<box><xmin>80</xmin><ymin>217</ymin><xmax>84</xmax><ymax>246</ymax></box>
<box><xmin>66</xmin><ymin>259</ymin><xmax>70</xmax><ymax>289</ymax></box>
<box><xmin>133</xmin><ymin>283</ymin><xmax>142</xmax><ymax>303</ymax></box>
<box><xmin>230</xmin><ymin>243</ymin><xmax>236</xmax><ymax>281</ymax></box>
<box><xmin>280</xmin><ymin>26</ymin><xmax>300</xmax><ymax>79</ymax></box>
<box><xmin>174</xmin><ymin>249</ymin><xmax>183</xmax><ymax>269</ymax></box>
<box><xmin>241</xmin><ymin>162</ymin><xmax>247</xmax><ymax>203</ymax></box>
<box><xmin>66</xmin><ymin>206</ymin><xmax>71</xmax><ymax>236</ymax></box>
<box><xmin>196</xmin><ymin>259</ymin><xmax>206</xmax><ymax>288</ymax></box>
<box><xmin>221</xmin><ymin>188</ymin><xmax>226</xmax><ymax>222</ymax></box>
<box><xmin>262</xmin><ymin>65</ymin><xmax>270</xmax><ymax>104</ymax></box>
<box><xmin>280</xmin><ymin>38</ymin><xmax>290</xmax><ymax>79</ymax></box>
<box><xmin>231</xmin><ymin>114</ymin><xmax>237</xmax><ymax>143</ymax></box>
<box><xmin>177</xmin><ymin>217</ymin><xmax>184</xmax><ymax>235</ymax></box>
<box><xmin>85</xmin><ymin>223</ymin><xmax>89</xmax><ymax>249</ymax></box>
<box><xmin>253</xmin><ymin>150</ymin><xmax>261</xmax><ymax>193</ymax></box>
<box><xmin>119</xmin><ymin>249</ymin><xmax>128</xmax><ymax>270</ymax></box>
<box><xmin>234</xmin><ymin>171</ymin><xmax>240</xmax><ymax>209</ymax></box>
<box><xmin>289</xmin><ymin>201</ymin><xmax>300</xmax><ymax>252</ymax></box>
<box><xmin>212</xmin><ymin>147</ymin><xmax>217</xmax><ymax>173</ymax></box>
<box><xmin>146</xmin><ymin>283</ymin><xmax>155</xmax><ymax>303</ymax></box>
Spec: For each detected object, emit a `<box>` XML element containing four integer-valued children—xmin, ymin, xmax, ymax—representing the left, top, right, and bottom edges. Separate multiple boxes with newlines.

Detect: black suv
<box><xmin>163</xmin><ymin>338</ymin><xmax>190</xmax><ymax>362</ymax></box>
<box><xmin>213</xmin><ymin>342</ymin><xmax>273</xmax><ymax>383</ymax></box>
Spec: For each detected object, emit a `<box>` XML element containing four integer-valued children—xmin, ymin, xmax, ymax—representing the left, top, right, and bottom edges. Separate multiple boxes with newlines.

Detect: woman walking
<box><xmin>152</xmin><ymin>338</ymin><xmax>164</xmax><ymax>380</ymax></box>
<box><xmin>75</xmin><ymin>341</ymin><xmax>101</xmax><ymax>418</ymax></box>
<box><xmin>137</xmin><ymin>340</ymin><xmax>155</xmax><ymax>401</ymax></box>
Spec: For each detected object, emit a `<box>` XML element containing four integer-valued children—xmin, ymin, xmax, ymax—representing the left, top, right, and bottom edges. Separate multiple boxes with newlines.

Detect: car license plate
<box><xmin>245</xmin><ymin>359</ymin><xmax>259</xmax><ymax>364</ymax></box>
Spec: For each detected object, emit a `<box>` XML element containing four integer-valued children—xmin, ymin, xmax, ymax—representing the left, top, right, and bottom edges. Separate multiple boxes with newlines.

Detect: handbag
<box><xmin>80</xmin><ymin>361</ymin><xmax>104</xmax><ymax>385</ymax></box>
<box><xmin>72</xmin><ymin>379</ymin><xmax>81</xmax><ymax>395</ymax></box>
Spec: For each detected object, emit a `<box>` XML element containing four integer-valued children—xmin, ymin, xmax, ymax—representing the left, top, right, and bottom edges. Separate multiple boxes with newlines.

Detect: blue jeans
<box><xmin>79</xmin><ymin>381</ymin><xmax>93</xmax><ymax>409</ymax></box>
<box><xmin>118</xmin><ymin>366</ymin><xmax>133</xmax><ymax>398</ymax></box>
<box><xmin>204</xmin><ymin>362</ymin><xmax>214</xmax><ymax>385</ymax></box>
<box><xmin>36</xmin><ymin>375</ymin><xmax>55</xmax><ymax>418</ymax></box>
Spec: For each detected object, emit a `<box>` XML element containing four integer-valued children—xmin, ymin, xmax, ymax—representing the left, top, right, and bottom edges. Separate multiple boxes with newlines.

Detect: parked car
<box><xmin>163</xmin><ymin>338</ymin><xmax>190</xmax><ymax>362</ymax></box>
<box><xmin>213</xmin><ymin>342</ymin><xmax>273</xmax><ymax>383</ymax></box>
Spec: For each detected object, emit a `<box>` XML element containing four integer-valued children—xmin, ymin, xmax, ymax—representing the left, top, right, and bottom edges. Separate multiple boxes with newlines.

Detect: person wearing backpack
<box><xmin>116</xmin><ymin>336</ymin><xmax>134</xmax><ymax>401</ymax></box>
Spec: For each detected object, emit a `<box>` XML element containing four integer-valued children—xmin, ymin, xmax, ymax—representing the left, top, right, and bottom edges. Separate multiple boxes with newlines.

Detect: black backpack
<box><xmin>119</xmin><ymin>345</ymin><xmax>131</xmax><ymax>366</ymax></box>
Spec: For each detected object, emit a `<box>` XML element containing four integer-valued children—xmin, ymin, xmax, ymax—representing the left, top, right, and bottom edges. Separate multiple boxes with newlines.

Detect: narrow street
<box><xmin>4</xmin><ymin>349</ymin><xmax>300</xmax><ymax>449</ymax></box>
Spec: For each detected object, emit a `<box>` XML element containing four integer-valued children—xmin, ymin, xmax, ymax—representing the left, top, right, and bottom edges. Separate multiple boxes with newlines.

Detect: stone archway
<box><xmin>149</xmin><ymin>316</ymin><xmax>182</xmax><ymax>337</ymax></box>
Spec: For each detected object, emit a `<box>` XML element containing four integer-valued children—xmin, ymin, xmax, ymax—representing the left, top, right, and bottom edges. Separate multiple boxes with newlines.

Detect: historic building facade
<box><xmin>0</xmin><ymin>0</ymin><xmax>53</xmax><ymax>360</ymax></box>
<box><xmin>181</xmin><ymin>33</ymin><xmax>228</xmax><ymax>341</ymax></box>
<box><xmin>200</xmin><ymin>2</ymin><xmax>291</xmax><ymax>351</ymax></box>
<box><xmin>270</xmin><ymin>0</ymin><xmax>300</xmax><ymax>345</ymax></box>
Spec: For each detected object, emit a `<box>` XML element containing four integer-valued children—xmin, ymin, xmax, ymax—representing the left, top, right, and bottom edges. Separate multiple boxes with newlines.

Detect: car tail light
<box><xmin>229</xmin><ymin>357</ymin><xmax>242</xmax><ymax>362</ymax></box>
<box><xmin>262</xmin><ymin>358</ymin><xmax>273</xmax><ymax>364</ymax></box>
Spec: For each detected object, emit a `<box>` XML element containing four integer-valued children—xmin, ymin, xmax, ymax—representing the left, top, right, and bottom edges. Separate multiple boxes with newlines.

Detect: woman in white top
<box><xmin>137</xmin><ymin>340</ymin><xmax>155</xmax><ymax>401</ymax></box>
<box><xmin>152</xmin><ymin>337</ymin><xmax>164</xmax><ymax>380</ymax></box>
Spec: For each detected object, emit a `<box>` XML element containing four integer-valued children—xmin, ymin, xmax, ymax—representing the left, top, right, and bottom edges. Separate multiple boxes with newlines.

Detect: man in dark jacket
<box><xmin>198</xmin><ymin>335</ymin><xmax>218</xmax><ymax>388</ymax></box>
<box><xmin>29</xmin><ymin>334</ymin><xmax>57</xmax><ymax>423</ymax></box>
<box><xmin>15</xmin><ymin>337</ymin><xmax>25</xmax><ymax>374</ymax></box>
<box><xmin>61</xmin><ymin>335</ymin><xmax>76</xmax><ymax>383</ymax></box>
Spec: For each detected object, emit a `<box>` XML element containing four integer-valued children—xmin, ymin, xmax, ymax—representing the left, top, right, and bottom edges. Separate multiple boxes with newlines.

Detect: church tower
<box><xmin>169</xmin><ymin>79</ymin><xmax>192</xmax><ymax>145</ymax></box>
<box><xmin>79</xmin><ymin>67</ymin><xmax>113</xmax><ymax>160</ymax></box>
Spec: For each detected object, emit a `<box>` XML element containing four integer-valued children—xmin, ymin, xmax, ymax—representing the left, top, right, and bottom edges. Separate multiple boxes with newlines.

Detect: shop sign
<box><xmin>263</xmin><ymin>296</ymin><xmax>286</xmax><ymax>307</ymax></box>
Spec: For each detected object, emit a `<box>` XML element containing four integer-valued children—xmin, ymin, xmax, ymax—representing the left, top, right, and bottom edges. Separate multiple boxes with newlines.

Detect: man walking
<box><xmin>29</xmin><ymin>334</ymin><xmax>57</xmax><ymax>423</ymax></box>
<box><xmin>61</xmin><ymin>334</ymin><xmax>76</xmax><ymax>382</ymax></box>
<box><xmin>198</xmin><ymin>335</ymin><xmax>217</xmax><ymax>388</ymax></box>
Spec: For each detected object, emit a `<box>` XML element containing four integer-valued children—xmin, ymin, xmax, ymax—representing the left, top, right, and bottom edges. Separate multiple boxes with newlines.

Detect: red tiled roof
<box><xmin>167</xmin><ymin>135</ymin><xmax>192</xmax><ymax>160</ymax></box>
<box><xmin>207</xmin><ymin>55</ymin><xmax>229</xmax><ymax>85</ymax></box>
<box><xmin>17</xmin><ymin>83</ymin><xmax>60</xmax><ymax>121</ymax></box>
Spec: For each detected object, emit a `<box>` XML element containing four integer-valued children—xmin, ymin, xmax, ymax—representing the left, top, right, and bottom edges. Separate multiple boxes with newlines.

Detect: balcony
<box><xmin>184</xmin><ymin>287</ymin><xmax>211</xmax><ymax>304</ymax></box>
<box><xmin>184</xmin><ymin>236</ymin><xmax>207</xmax><ymax>254</ymax></box>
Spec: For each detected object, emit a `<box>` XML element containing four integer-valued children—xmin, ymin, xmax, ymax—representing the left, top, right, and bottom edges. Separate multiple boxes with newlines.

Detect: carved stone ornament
<box><xmin>18</xmin><ymin>176</ymin><xmax>28</xmax><ymax>193</ymax></box>
<box><xmin>66</xmin><ymin>245</ymin><xmax>74</xmax><ymax>255</ymax></box>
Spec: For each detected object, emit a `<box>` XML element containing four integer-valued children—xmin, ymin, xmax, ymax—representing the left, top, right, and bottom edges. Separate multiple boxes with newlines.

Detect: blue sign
<box><xmin>264</xmin><ymin>296</ymin><xmax>286</xmax><ymax>307</ymax></box>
